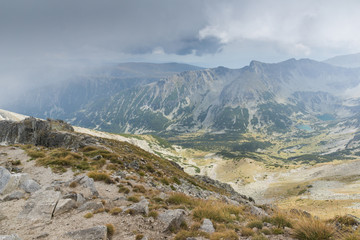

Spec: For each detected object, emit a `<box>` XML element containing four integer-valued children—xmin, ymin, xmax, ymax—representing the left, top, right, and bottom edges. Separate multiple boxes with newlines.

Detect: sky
<box><xmin>1</xmin><ymin>0</ymin><xmax>360</xmax><ymax>104</ymax></box>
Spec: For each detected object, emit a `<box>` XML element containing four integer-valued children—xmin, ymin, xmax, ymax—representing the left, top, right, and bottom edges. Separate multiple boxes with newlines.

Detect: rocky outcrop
<box><xmin>18</xmin><ymin>189</ymin><xmax>61</xmax><ymax>221</ymax></box>
<box><xmin>63</xmin><ymin>225</ymin><xmax>107</xmax><ymax>240</ymax></box>
<box><xmin>123</xmin><ymin>199</ymin><xmax>149</xmax><ymax>215</ymax></box>
<box><xmin>158</xmin><ymin>209</ymin><xmax>186</xmax><ymax>232</ymax></box>
<box><xmin>53</xmin><ymin>199</ymin><xmax>77</xmax><ymax>216</ymax></box>
<box><xmin>0</xmin><ymin>117</ymin><xmax>98</xmax><ymax>149</ymax></box>
<box><xmin>20</xmin><ymin>179</ymin><xmax>40</xmax><ymax>193</ymax></box>
<box><xmin>78</xmin><ymin>201</ymin><xmax>104</xmax><ymax>212</ymax></box>
<box><xmin>0</xmin><ymin>167</ymin><xmax>34</xmax><ymax>195</ymax></box>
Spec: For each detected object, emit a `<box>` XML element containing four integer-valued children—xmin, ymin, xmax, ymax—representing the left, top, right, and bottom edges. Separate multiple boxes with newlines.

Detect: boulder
<box><xmin>123</xmin><ymin>199</ymin><xmax>149</xmax><ymax>215</ymax></box>
<box><xmin>0</xmin><ymin>235</ymin><xmax>22</xmax><ymax>240</ymax></box>
<box><xmin>0</xmin><ymin>167</ymin><xmax>30</xmax><ymax>195</ymax></box>
<box><xmin>54</xmin><ymin>199</ymin><xmax>77</xmax><ymax>216</ymax></box>
<box><xmin>3</xmin><ymin>191</ymin><xmax>25</xmax><ymax>201</ymax></box>
<box><xmin>63</xmin><ymin>225</ymin><xmax>107</xmax><ymax>240</ymax></box>
<box><xmin>76</xmin><ymin>176</ymin><xmax>99</xmax><ymax>197</ymax></box>
<box><xmin>0</xmin><ymin>167</ymin><xmax>11</xmax><ymax>194</ymax></box>
<box><xmin>200</xmin><ymin>218</ymin><xmax>215</xmax><ymax>233</ymax></box>
<box><xmin>18</xmin><ymin>189</ymin><xmax>61</xmax><ymax>221</ymax></box>
<box><xmin>20</xmin><ymin>179</ymin><xmax>41</xmax><ymax>193</ymax></box>
<box><xmin>78</xmin><ymin>201</ymin><xmax>104</xmax><ymax>212</ymax></box>
<box><xmin>158</xmin><ymin>209</ymin><xmax>186</xmax><ymax>232</ymax></box>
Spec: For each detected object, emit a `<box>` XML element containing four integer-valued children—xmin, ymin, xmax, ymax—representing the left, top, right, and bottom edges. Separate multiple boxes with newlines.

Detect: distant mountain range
<box><xmin>4</xmin><ymin>58</ymin><xmax>360</xmax><ymax>137</ymax></box>
<box><xmin>324</xmin><ymin>52</ymin><xmax>360</xmax><ymax>68</ymax></box>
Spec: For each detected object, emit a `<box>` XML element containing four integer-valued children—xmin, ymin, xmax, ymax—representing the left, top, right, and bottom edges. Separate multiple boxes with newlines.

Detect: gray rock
<box><xmin>200</xmin><ymin>218</ymin><xmax>215</xmax><ymax>233</ymax></box>
<box><xmin>20</xmin><ymin>179</ymin><xmax>41</xmax><ymax>193</ymax></box>
<box><xmin>123</xmin><ymin>199</ymin><xmax>149</xmax><ymax>215</ymax></box>
<box><xmin>3</xmin><ymin>191</ymin><xmax>25</xmax><ymax>201</ymax></box>
<box><xmin>63</xmin><ymin>225</ymin><xmax>107</xmax><ymax>240</ymax></box>
<box><xmin>249</xmin><ymin>205</ymin><xmax>268</xmax><ymax>217</ymax></box>
<box><xmin>77</xmin><ymin>176</ymin><xmax>99</xmax><ymax>197</ymax></box>
<box><xmin>0</xmin><ymin>234</ymin><xmax>22</xmax><ymax>240</ymax></box>
<box><xmin>158</xmin><ymin>209</ymin><xmax>186</xmax><ymax>232</ymax></box>
<box><xmin>18</xmin><ymin>189</ymin><xmax>61</xmax><ymax>221</ymax></box>
<box><xmin>78</xmin><ymin>201</ymin><xmax>104</xmax><ymax>212</ymax></box>
<box><xmin>76</xmin><ymin>193</ymin><xmax>86</xmax><ymax>205</ymax></box>
<box><xmin>54</xmin><ymin>199</ymin><xmax>76</xmax><ymax>216</ymax></box>
<box><xmin>0</xmin><ymin>167</ymin><xmax>11</xmax><ymax>194</ymax></box>
<box><xmin>0</xmin><ymin>167</ymin><xmax>29</xmax><ymax>195</ymax></box>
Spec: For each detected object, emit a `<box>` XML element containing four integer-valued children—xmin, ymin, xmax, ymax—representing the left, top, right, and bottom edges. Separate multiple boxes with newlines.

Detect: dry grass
<box><xmin>106</xmin><ymin>223</ymin><xmax>115</xmax><ymax>237</ymax></box>
<box><xmin>148</xmin><ymin>210</ymin><xmax>158</xmax><ymax>219</ymax></box>
<box><xmin>83</xmin><ymin>212</ymin><xmax>93</xmax><ymax>218</ymax></box>
<box><xmin>293</xmin><ymin>217</ymin><xmax>336</xmax><ymax>240</ymax></box>
<box><xmin>174</xmin><ymin>230</ymin><xmax>210</xmax><ymax>240</ymax></box>
<box><xmin>166</xmin><ymin>193</ymin><xmax>197</xmax><ymax>209</ymax></box>
<box><xmin>241</xmin><ymin>227</ymin><xmax>254</xmax><ymax>236</ymax></box>
<box><xmin>210</xmin><ymin>230</ymin><xmax>238</xmax><ymax>240</ymax></box>
<box><xmin>133</xmin><ymin>185</ymin><xmax>146</xmax><ymax>193</ymax></box>
<box><xmin>263</xmin><ymin>212</ymin><xmax>292</xmax><ymax>228</ymax></box>
<box><xmin>127</xmin><ymin>196</ymin><xmax>140</xmax><ymax>203</ymax></box>
<box><xmin>192</xmin><ymin>201</ymin><xmax>243</xmax><ymax>223</ymax></box>
<box><xmin>246</xmin><ymin>220</ymin><xmax>263</xmax><ymax>229</ymax></box>
<box><xmin>109</xmin><ymin>207</ymin><xmax>122</xmax><ymax>215</ymax></box>
<box><xmin>87</xmin><ymin>171</ymin><xmax>113</xmax><ymax>184</ymax></box>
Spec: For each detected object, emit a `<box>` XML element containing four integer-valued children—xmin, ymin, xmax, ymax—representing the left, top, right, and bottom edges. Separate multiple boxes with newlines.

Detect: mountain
<box><xmin>4</xmin><ymin>62</ymin><xmax>203</xmax><ymax>120</ymax></box>
<box><xmin>324</xmin><ymin>52</ymin><xmax>360</xmax><ymax>68</ymax></box>
<box><xmin>68</xmin><ymin>59</ymin><xmax>360</xmax><ymax>135</ymax></box>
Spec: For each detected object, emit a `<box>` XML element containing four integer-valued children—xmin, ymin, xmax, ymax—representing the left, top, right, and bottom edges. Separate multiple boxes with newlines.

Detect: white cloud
<box><xmin>199</xmin><ymin>0</ymin><xmax>360</xmax><ymax>56</ymax></box>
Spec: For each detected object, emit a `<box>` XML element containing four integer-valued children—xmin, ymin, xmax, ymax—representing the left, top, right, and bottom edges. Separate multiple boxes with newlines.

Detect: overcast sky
<box><xmin>1</xmin><ymin>0</ymin><xmax>360</xmax><ymax>104</ymax></box>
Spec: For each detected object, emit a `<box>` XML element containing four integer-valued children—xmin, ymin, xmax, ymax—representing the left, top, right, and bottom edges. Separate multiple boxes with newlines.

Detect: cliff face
<box><xmin>0</xmin><ymin>118</ymin><xmax>97</xmax><ymax>149</ymax></box>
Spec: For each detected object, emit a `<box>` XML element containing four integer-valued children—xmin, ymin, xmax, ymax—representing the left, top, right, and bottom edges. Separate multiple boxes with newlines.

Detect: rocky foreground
<box><xmin>0</xmin><ymin>118</ymin><xmax>359</xmax><ymax>240</ymax></box>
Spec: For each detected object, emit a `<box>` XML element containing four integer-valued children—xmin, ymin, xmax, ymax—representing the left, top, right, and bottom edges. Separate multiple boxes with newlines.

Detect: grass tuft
<box><xmin>293</xmin><ymin>217</ymin><xmax>336</xmax><ymax>240</ymax></box>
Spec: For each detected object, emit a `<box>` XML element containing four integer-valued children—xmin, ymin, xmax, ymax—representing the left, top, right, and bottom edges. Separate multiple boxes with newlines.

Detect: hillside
<box><xmin>2</xmin><ymin>117</ymin><xmax>360</xmax><ymax>240</ymax></box>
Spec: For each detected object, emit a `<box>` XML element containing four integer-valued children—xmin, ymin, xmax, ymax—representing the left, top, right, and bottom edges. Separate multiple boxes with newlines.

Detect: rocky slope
<box><xmin>1</xmin><ymin>117</ymin><xmax>360</xmax><ymax>239</ymax></box>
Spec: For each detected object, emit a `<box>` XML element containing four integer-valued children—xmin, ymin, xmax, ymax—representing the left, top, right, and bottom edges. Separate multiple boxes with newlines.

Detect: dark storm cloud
<box><xmin>0</xmin><ymin>0</ymin><xmax>221</xmax><ymax>57</ymax></box>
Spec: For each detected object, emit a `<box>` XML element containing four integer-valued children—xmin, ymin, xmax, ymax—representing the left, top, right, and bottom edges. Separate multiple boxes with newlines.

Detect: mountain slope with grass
<box><xmin>2</xmin><ymin>116</ymin><xmax>360</xmax><ymax>239</ymax></box>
